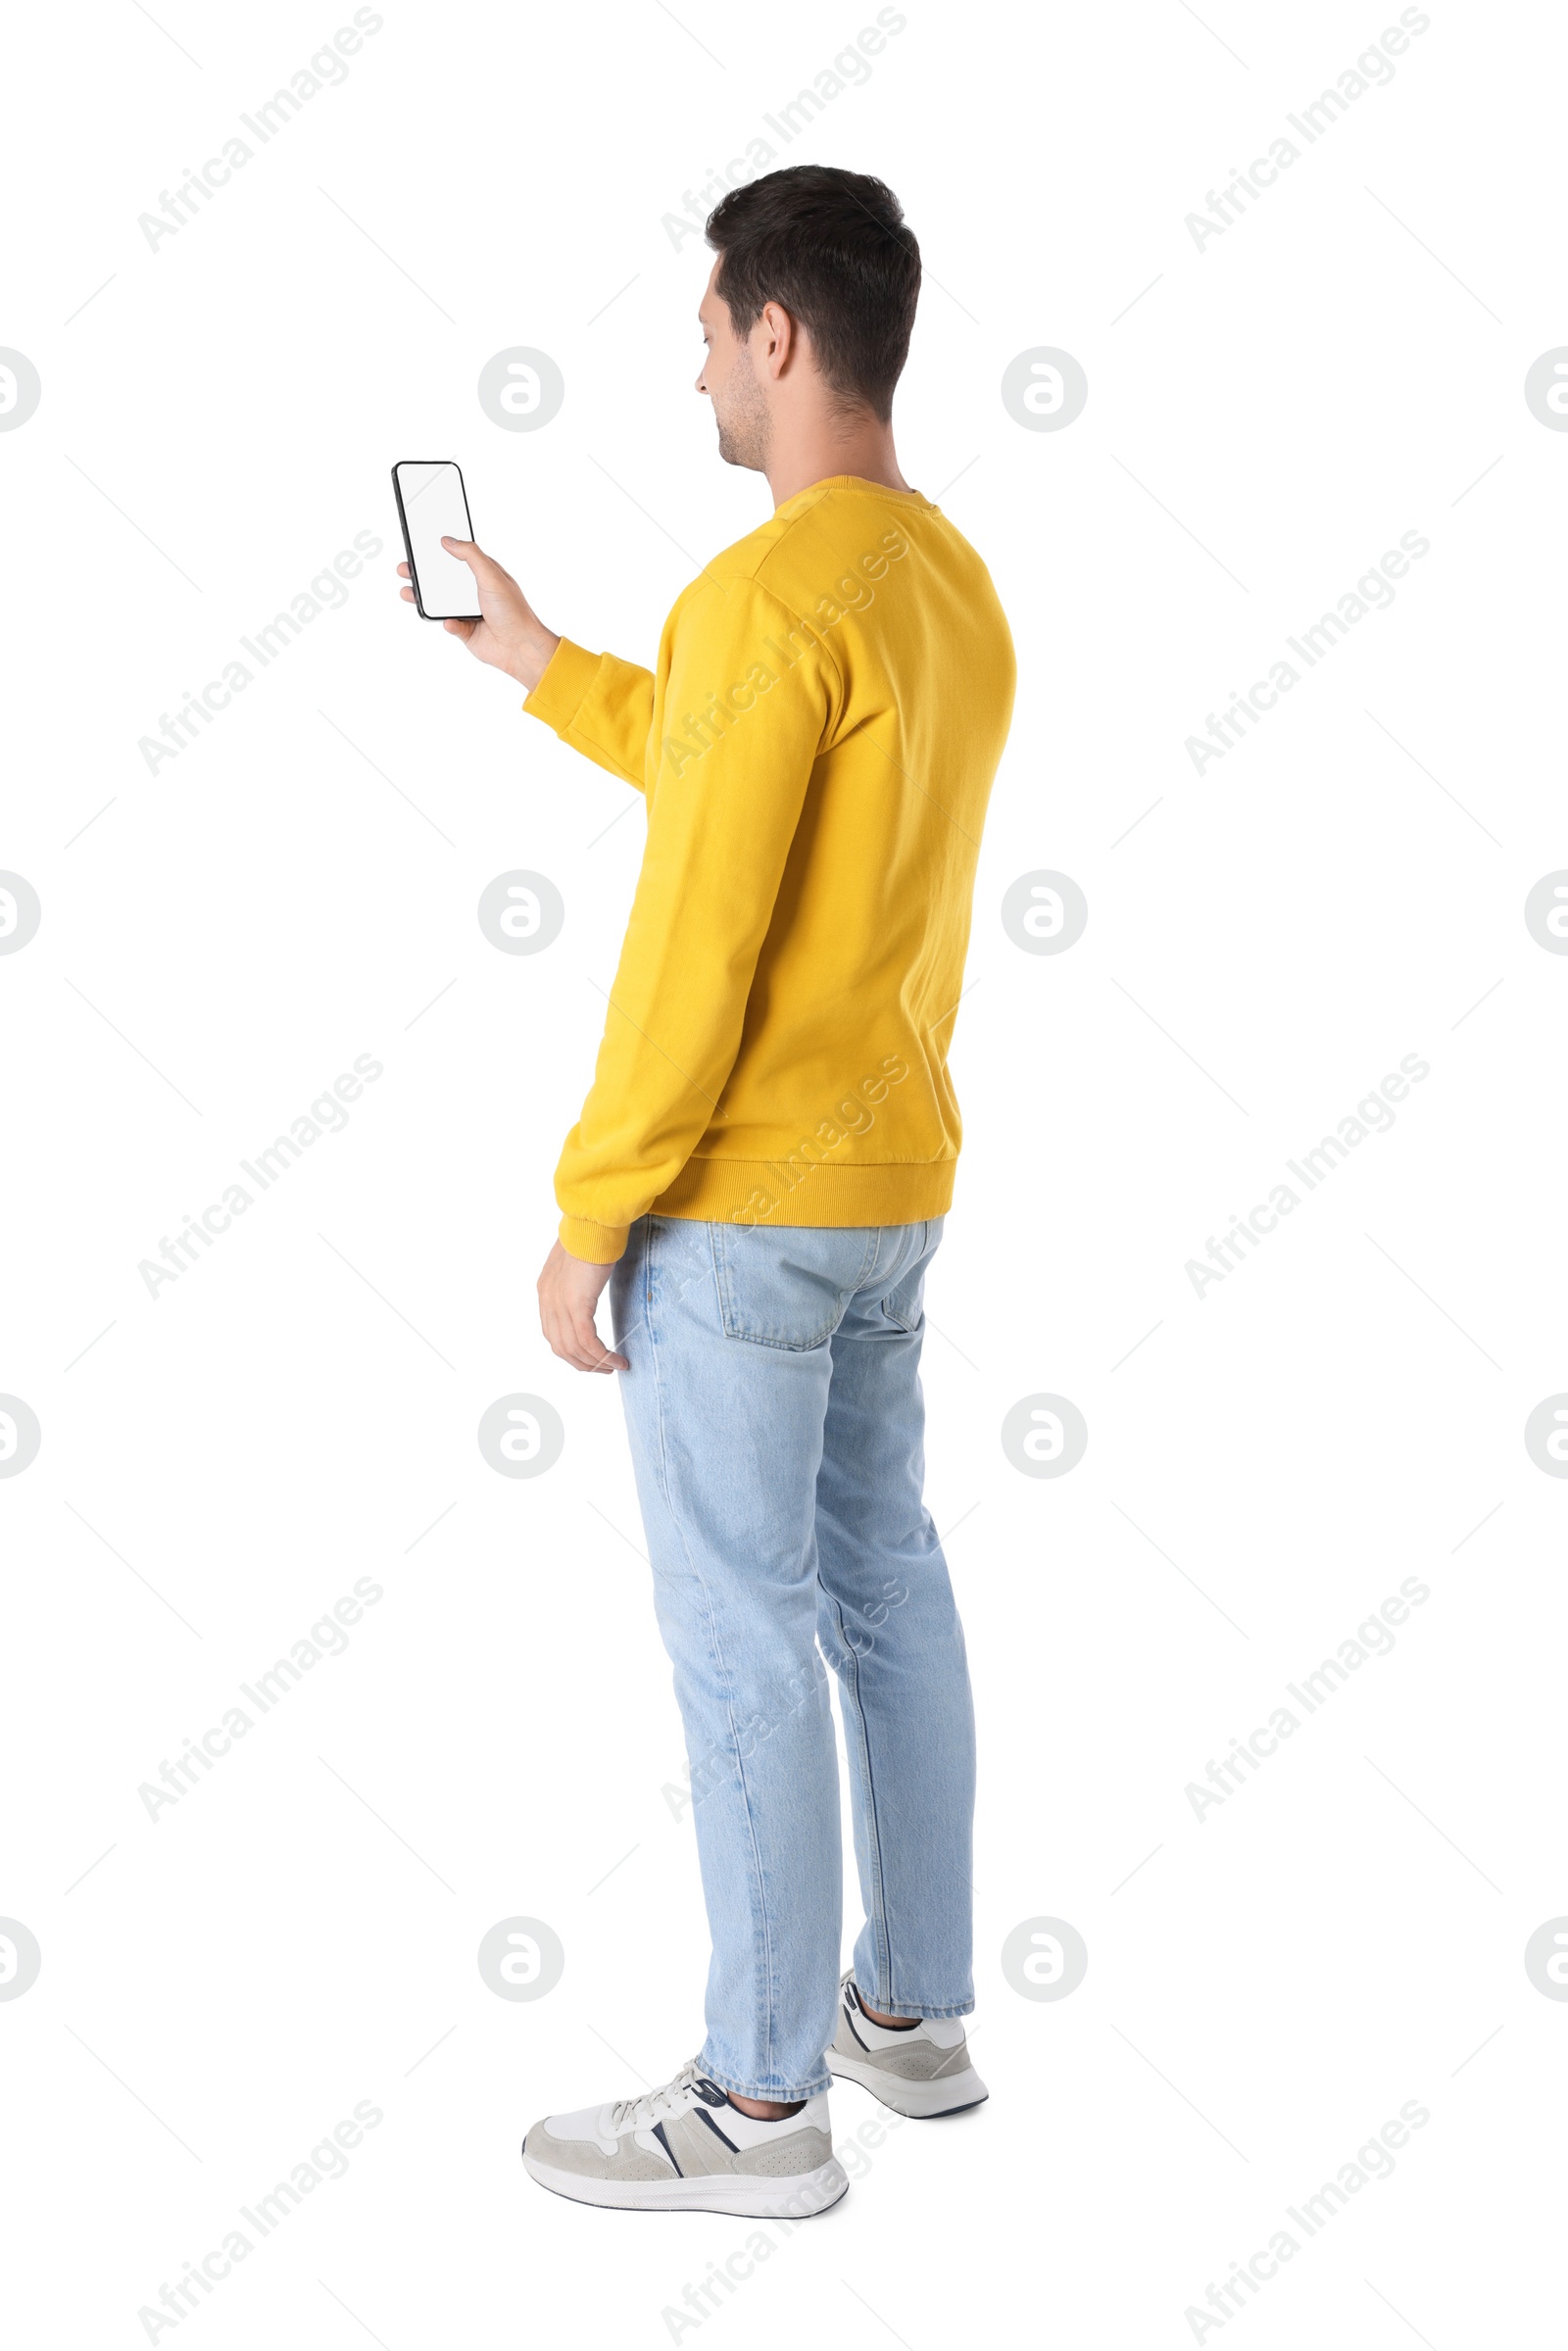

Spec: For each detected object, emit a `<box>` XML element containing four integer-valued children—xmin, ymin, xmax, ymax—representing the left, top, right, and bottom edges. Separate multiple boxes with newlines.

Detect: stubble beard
<box><xmin>713</xmin><ymin>349</ymin><xmax>771</xmax><ymax>471</ymax></box>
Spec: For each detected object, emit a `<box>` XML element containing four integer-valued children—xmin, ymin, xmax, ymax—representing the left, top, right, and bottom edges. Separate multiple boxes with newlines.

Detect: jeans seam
<box><xmin>708</xmin><ymin>1221</ymin><xmax>733</xmax><ymax>1335</ymax></box>
<box><xmin>649</xmin><ymin>1218</ymin><xmax>778</xmax><ymax>2087</ymax></box>
<box><xmin>827</xmin><ymin>1590</ymin><xmax>892</xmax><ymax>2005</ymax></box>
<box><xmin>874</xmin><ymin>1222</ymin><xmax>929</xmax><ymax>1331</ymax></box>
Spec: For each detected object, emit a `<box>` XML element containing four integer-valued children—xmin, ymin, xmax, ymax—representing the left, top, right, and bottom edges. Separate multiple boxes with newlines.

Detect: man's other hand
<box><xmin>537</xmin><ymin>1241</ymin><xmax>629</xmax><ymax>1374</ymax></box>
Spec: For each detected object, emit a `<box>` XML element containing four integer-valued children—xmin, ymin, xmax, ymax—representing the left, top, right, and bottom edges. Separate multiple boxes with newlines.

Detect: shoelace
<box><xmin>609</xmin><ymin>2057</ymin><xmax>706</xmax><ymax>2131</ymax></box>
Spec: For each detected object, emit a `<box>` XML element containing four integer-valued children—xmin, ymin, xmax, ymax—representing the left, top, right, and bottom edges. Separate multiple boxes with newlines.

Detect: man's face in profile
<box><xmin>697</xmin><ymin>261</ymin><xmax>771</xmax><ymax>472</ymax></box>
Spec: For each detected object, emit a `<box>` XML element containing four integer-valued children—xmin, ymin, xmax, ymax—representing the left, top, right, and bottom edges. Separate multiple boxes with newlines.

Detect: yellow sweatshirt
<box><xmin>523</xmin><ymin>474</ymin><xmax>1016</xmax><ymax>1263</ymax></box>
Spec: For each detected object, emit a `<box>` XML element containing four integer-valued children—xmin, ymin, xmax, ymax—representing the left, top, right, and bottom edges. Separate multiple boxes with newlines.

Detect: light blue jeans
<box><xmin>609</xmin><ymin>1214</ymin><xmax>976</xmax><ymax>2099</ymax></box>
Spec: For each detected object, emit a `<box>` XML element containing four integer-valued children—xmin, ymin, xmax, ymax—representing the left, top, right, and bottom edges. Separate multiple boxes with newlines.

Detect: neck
<box><xmin>764</xmin><ymin>409</ymin><xmax>910</xmax><ymax>506</ymax></box>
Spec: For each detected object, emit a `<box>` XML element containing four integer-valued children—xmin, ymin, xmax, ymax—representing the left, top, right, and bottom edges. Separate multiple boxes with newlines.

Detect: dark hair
<box><xmin>705</xmin><ymin>166</ymin><xmax>920</xmax><ymax>423</ymax></box>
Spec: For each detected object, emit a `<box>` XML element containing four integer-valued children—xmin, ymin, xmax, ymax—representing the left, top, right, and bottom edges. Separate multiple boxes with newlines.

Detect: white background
<box><xmin>4</xmin><ymin>1</ymin><xmax>1565</xmax><ymax>2343</ymax></box>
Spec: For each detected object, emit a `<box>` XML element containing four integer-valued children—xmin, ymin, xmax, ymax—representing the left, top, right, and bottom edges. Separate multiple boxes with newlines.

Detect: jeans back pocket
<box><xmin>709</xmin><ymin>1222</ymin><xmax>879</xmax><ymax>1350</ymax></box>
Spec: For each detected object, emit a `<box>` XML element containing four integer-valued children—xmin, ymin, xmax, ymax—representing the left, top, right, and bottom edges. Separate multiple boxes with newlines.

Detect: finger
<box><xmin>539</xmin><ymin>1310</ymin><xmax>575</xmax><ymax>1368</ymax></box>
<box><xmin>399</xmin><ymin>586</ymin><xmax>414</xmax><ymax>603</ymax></box>
<box><xmin>565</xmin><ymin>1300</ymin><xmax>626</xmax><ymax>1374</ymax></box>
<box><xmin>543</xmin><ymin>1292</ymin><xmax>619</xmax><ymax>1374</ymax></box>
<box><xmin>443</xmin><ymin>616</ymin><xmax>478</xmax><ymax>641</ymax></box>
<box><xmin>539</xmin><ymin>1300</ymin><xmax>592</xmax><ymax>1372</ymax></box>
<box><xmin>396</xmin><ymin>562</ymin><xmax>410</xmax><ymax>578</ymax></box>
<box><xmin>440</xmin><ymin>536</ymin><xmax>513</xmax><ymax>591</ymax></box>
<box><xmin>558</xmin><ymin>1316</ymin><xmax>607</xmax><ymax>1373</ymax></box>
<box><xmin>547</xmin><ymin>1312</ymin><xmax>607</xmax><ymax>1375</ymax></box>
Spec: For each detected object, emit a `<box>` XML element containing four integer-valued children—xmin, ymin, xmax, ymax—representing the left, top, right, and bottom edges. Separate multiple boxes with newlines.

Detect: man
<box><xmin>398</xmin><ymin>164</ymin><xmax>1014</xmax><ymax>2217</ymax></box>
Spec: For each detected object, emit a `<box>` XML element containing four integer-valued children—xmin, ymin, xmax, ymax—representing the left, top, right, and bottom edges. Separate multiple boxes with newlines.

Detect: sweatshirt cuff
<box><xmin>523</xmin><ymin>638</ymin><xmax>603</xmax><ymax>735</ymax></box>
<box><xmin>559</xmin><ymin>1214</ymin><xmax>630</xmax><ymax>1265</ymax></box>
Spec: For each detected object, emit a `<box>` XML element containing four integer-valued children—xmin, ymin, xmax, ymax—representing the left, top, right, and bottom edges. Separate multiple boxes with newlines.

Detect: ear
<box><xmin>759</xmin><ymin>299</ymin><xmax>797</xmax><ymax>378</ymax></box>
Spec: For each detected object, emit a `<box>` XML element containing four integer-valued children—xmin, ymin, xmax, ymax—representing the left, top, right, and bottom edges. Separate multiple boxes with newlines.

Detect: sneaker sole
<box><xmin>522</xmin><ymin>2144</ymin><xmax>850</xmax><ymax>2218</ymax></box>
<box><xmin>826</xmin><ymin>2053</ymin><xmax>989</xmax><ymax>2119</ymax></box>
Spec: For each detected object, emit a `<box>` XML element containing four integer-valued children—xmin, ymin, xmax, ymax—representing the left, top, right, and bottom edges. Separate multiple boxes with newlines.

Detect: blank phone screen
<box><xmin>395</xmin><ymin>462</ymin><xmax>479</xmax><ymax>618</ymax></box>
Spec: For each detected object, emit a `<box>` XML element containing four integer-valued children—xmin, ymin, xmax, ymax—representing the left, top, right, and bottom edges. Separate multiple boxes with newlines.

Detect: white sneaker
<box><xmin>826</xmin><ymin>1973</ymin><xmax>989</xmax><ymax>2117</ymax></box>
<box><xmin>522</xmin><ymin>2056</ymin><xmax>850</xmax><ymax>2216</ymax></box>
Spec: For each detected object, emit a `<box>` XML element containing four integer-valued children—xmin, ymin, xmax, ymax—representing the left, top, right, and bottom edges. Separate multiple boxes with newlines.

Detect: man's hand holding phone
<box><xmin>396</xmin><ymin>537</ymin><xmax>561</xmax><ymax>694</ymax></box>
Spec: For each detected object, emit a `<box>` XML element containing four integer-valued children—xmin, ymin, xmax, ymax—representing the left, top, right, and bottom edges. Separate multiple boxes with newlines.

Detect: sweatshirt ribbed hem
<box><xmin>648</xmin><ymin>1154</ymin><xmax>956</xmax><ymax>1229</ymax></box>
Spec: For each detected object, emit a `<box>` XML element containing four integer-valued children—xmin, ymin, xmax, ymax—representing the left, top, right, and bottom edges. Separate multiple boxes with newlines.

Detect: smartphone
<box><xmin>391</xmin><ymin>461</ymin><xmax>481</xmax><ymax>619</ymax></box>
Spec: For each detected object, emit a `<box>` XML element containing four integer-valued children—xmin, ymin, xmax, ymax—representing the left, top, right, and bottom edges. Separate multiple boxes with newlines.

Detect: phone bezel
<box><xmin>391</xmin><ymin>460</ymin><xmax>481</xmax><ymax>621</ymax></box>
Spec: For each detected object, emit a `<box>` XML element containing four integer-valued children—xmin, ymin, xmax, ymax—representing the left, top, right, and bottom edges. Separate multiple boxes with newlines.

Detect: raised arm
<box><xmin>397</xmin><ymin>533</ymin><xmax>655</xmax><ymax>793</ymax></box>
<box><xmin>523</xmin><ymin>641</ymin><xmax>658</xmax><ymax>792</ymax></box>
<box><xmin>553</xmin><ymin>575</ymin><xmax>841</xmax><ymax>1261</ymax></box>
